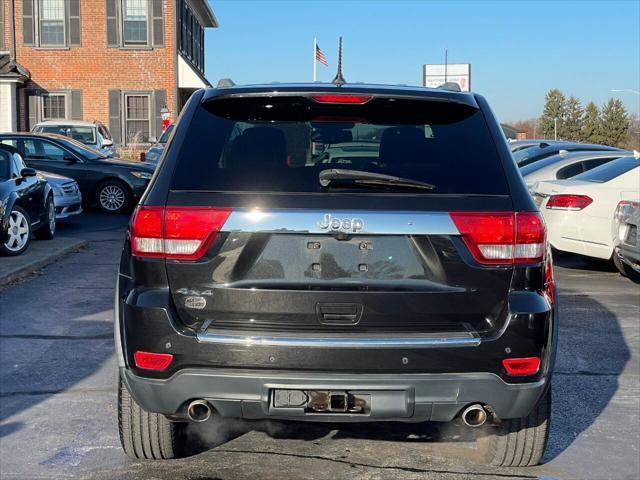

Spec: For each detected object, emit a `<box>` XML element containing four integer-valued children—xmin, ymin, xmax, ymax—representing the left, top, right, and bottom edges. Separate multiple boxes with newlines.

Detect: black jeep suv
<box><xmin>115</xmin><ymin>84</ymin><xmax>557</xmax><ymax>466</ymax></box>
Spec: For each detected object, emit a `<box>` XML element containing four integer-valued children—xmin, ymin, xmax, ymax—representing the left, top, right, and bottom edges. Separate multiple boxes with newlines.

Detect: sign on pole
<box><xmin>423</xmin><ymin>64</ymin><xmax>471</xmax><ymax>91</ymax></box>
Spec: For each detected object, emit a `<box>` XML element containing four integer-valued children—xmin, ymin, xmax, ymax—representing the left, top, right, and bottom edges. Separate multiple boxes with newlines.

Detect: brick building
<box><xmin>0</xmin><ymin>0</ymin><xmax>217</xmax><ymax>146</ymax></box>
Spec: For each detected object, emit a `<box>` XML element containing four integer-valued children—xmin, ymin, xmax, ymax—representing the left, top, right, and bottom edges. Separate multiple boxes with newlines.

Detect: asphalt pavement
<box><xmin>0</xmin><ymin>213</ymin><xmax>638</xmax><ymax>480</ymax></box>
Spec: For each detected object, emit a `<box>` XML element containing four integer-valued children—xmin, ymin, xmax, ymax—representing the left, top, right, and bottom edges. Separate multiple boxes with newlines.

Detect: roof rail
<box><xmin>216</xmin><ymin>78</ymin><xmax>236</xmax><ymax>88</ymax></box>
<box><xmin>437</xmin><ymin>82</ymin><xmax>462</xmax><ymax>92</ymax></box>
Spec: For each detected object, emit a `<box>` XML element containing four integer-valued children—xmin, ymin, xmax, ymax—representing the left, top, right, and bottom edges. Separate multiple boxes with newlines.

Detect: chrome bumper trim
<box><xmin>195</xmin><ymin>332</ymin><xmax>481</xmax><ymax>348</ymax></box>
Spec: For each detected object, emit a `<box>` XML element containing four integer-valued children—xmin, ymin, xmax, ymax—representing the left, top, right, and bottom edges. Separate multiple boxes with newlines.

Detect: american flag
<box><xmin>315</xmin><ymin>44</ymin><xmax>328</xmax><ymax>67</ymax></box>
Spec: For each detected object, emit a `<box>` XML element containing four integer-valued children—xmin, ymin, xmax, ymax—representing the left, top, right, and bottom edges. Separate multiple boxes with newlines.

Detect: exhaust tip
<box><xmin>462</xmin><ymin>404</ymin><xmax>488</xmax><ymax>427</ymax></box>
<box><xmin>187</xmin><ymin>399</ymin><xmax>212</xmax><ymax>423</ymax></box>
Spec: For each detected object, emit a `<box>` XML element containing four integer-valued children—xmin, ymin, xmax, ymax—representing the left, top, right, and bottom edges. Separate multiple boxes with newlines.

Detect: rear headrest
<box><xmin>378</xmin><ymin>127</ymin><xmax>426</xmax><ymax>166</ymax></box>
<box><xmin>227</xmin><ymin>127</ymin><xmax>287</xmax><ymax>169</ymax></box>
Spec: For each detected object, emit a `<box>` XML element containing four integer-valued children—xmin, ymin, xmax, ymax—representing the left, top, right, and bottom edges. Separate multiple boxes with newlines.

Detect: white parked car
<box><xmin>521</xmin><ymin>150</ymin><xmax>629</xmax><ymax>188</ymax></box>
<box><xmin>32</xmin><ymin>120</ymin><xmax>117</xmax><ymax>157</ymax></box>
<box><xmin>531</xmin><ymin>155</ymin><xmax>640</xmax><ymax>262</ymax></box>
<box><xmin>612</xmin><ymin>199</ymin><xmax>640</xmax><ymax>281</ymax></box>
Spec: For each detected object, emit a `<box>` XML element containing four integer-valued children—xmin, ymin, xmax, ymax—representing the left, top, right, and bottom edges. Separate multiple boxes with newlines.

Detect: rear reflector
<box><xmin>450</xmin><ymin>212</ymin><xmax>546</xmax><ymax>264</ymax></box>
<box><xmin>131</xmin><ymin>206</ymin><xmax>231</xmax><ymax>260</ymax></box>
<box><xmin>502</xmin><ymin>357</ymin><xmax>541</xmax><ymax>376</ymax></box>
<box><xmin>310</xmin><ymin>94</ymin><xmax>372</xmax><ymax>104</ymax></box>
<box><xmin>546</xmin><ymin>194</ymin><xmax>593</xmax><ymax>211</ymax></box>
<box><xmin>134</xmin><ymin>351</ymin><xmax>173</xmax><ymax>371</ymax></box>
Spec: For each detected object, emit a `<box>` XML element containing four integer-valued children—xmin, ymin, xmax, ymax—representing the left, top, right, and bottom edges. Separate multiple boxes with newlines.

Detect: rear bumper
<box><xmin>616</xmin><ymin>245</ymin><xmax>640</xmax><ymax>270</ymax></box>
<box><xmin>122</xmin><ymin>367</ymin><xmax>548</xmax><ymax>422</ymax></box>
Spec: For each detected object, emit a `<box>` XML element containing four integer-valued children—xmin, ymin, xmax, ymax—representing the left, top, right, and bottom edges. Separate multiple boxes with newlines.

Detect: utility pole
<box><xmin>554</xmin><ymin>118</ymin><xmax>558</xmax><ymax>141</ymax></box>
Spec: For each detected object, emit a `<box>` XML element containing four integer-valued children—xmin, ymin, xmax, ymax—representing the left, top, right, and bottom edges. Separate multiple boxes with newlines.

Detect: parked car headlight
<box><xmin>131</xmin><ymin>171</ymin><xmax>153</xmax><ymax>180</ymax></box>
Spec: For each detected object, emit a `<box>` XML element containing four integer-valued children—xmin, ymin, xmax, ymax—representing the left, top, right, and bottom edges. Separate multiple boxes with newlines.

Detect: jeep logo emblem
<box><xmin>318</xmin><ymin>214</ymin><xmax>364</xmax><ymax>233</ymax></box>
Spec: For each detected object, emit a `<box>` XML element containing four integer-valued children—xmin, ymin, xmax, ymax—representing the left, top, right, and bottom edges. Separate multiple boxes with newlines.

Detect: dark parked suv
<box><xmin>116</xmin><ymin>84</ymin><xmax>557</xmax><ymax>466</ymax></box>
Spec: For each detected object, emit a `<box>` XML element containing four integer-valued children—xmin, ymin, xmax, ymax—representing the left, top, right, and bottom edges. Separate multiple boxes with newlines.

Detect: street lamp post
<box><xmin>554</xmin><ymin>118</ymin><xmax>558</xmax><ymax>141</ymax></box>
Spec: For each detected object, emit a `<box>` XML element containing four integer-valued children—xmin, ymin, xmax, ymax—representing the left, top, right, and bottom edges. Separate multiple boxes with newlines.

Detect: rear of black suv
<box><xmin>115</xmin><ymin>84</ymin><xmax>557</xmax><ymax>465</ymax></box>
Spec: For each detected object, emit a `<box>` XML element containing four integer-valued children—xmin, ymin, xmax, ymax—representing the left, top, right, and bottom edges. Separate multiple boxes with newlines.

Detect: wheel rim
<box><xmin>99</xmin><ymin>185</ymin><xmax>125</xmax><ymax>211</ymax></box>
<box><xmin>4</xmin><ymin>211</ymin><xmax>30</xmax><ymax>252</ymax></box>
<box><xmin>48</xmin><ymin>200</ymin><xmax>56</xmax><ymax>234</ymax></box>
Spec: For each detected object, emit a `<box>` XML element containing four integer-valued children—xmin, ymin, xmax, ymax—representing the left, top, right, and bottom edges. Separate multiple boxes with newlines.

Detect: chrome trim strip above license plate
<box><xmin>223</xmin><ymin>210</ymin><xmax>459</xmax><ymax>235</ymax></box>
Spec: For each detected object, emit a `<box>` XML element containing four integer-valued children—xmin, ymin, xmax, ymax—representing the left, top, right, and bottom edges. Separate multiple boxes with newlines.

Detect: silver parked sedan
<box><xmin>38</xmin><ymin>171</ymin><xmax>82</xmax><ymax>220</ymax></box>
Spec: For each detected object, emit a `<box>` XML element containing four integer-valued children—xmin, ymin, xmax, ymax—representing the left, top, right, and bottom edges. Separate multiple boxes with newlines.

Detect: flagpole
<box><xmin>313</xmin><ymin>37</ymin><xmax>317</xmax><ymax>81</ymax></box>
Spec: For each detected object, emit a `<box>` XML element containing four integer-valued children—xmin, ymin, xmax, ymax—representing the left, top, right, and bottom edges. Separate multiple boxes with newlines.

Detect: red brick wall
<box><xmin>8</xmin><ymin>0</ymin><xmax>176</xmax><ymax>132</ymax></box>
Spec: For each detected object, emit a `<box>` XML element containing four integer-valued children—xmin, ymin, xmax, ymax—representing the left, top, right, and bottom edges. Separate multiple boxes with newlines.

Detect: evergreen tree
<box><xmin>564</xmin><ymin>96</ymin><xmax>584</xmax><ymax>141</ymax></box>
<box><xmin>600</xmin><ymin>99</ymin><xmax>630</xmax><ymax>147</ymax></box>
<box><xmin>582</xmin><ymin>102</ymin><xmax>602</xmax><ymax>144</ymax></box>
<box><xmin>539</xmin><ymin>89</ymin><xmax>567</xmax><ymax>139</ymax></box>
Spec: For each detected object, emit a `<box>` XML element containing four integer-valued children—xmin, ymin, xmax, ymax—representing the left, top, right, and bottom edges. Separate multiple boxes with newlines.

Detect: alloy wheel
<box><xmin>4</xmin><ymin>210</ymin><xmax>30</xmax><ymax>252</ymax></box>
<box><xmin>99</xmin><ymin>185</ymin><xmax>126</xmax><ymax>212</ymax></box>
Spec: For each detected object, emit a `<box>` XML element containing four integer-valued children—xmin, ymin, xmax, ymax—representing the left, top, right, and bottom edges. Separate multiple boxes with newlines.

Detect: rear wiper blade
<box><xmin>319</xmin><ymin>169</ymin><xmax>435</xmax><ymax>191</ymax></box>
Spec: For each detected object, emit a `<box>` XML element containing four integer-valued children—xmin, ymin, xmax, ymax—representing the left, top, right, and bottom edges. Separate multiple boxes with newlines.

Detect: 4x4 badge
<box><xmin>318</xmin><ymin>214</ymin><xmax>364</xmax><ymax>233</ymax></box>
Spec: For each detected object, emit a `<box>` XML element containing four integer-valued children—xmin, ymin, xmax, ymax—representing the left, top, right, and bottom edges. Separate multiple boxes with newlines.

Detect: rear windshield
<box><xmin>36</xmin><ymin>125</ymin><xmax>97</xmax><ymax>145</ymax></box>
<box><xmin>171</xmin><ymin>96</ymin><xmax>509</xmax><ymax>195</ymax></box>
<box><xmin>572</xmin><ymin>157</ymin><xmax>639</xmax><ymax>183</ymax></box>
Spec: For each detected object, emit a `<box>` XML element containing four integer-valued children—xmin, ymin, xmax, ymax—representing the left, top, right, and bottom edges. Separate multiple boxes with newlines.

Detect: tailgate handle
<box><xmin>316</xmin><ymin>303</ymin><xmax>363</xmax><ymax>325</ymax></box>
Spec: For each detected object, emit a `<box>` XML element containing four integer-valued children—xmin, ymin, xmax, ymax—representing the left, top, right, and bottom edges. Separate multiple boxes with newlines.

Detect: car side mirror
<box><xmin>20</xmin><ymin>167</ymin><xmax>37</xmax><ymax>177</ymax></box>
<box><xmin>102</xmin><ymin>138</ymin><xmax>114</xmax><ymax>147</ymax></box>
<box><xmin>149</xmin><ymin>136</ymin><xmax>157</xmax><ymax>144</ymax></box>
<box><xmin>64</xmin><ymin>155</ymin><xmax>78</xmax><ymax>163</ymax></box>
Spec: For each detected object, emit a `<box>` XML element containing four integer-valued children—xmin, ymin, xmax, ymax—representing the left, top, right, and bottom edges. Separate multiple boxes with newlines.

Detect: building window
<box><xmin>178</xmin><ymin>0</ymin><xmax>205</xmax><ymax>73</ymax></box>
<box><xmin>124</xmin><ymin>94</ymin><xmax>151</xmax><ymax>144</ymax></box>
<box><xmin>41</xmin><ymin>94</ymin><xmax>67</xmax><ymax>120</ymax></box>
<box><xmin>123</xmin><ymin>0</ymin><xmax>148</xmax><ymax>45</ymax></box>
<box><xmin>39</xmin><ymin>0</ymin><xmax>66</xmax><ymax>46</ymax></box>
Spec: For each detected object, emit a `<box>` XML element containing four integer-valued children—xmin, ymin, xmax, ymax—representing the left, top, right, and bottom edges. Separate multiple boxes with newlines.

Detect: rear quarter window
<box><xmin>573</xmin><ymin>157</ymin><xmax>640</xmax><ymax>183</ymax></box>
<box><xmin>170</xmin><ymin>95</ymin><xmax>510</xmax><ymax>195</ymax></box>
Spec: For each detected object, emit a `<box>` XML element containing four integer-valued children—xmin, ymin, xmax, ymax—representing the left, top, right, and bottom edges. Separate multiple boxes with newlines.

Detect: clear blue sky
<box><xmin>204</xmin><ymin>0</ymin><xmax>640</xmax><ymax>123</ymax></box>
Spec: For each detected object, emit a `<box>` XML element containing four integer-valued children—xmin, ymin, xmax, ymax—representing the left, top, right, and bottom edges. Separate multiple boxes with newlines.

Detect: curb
<box><xmin>0</xmin><ymin>238</ymin><xmax>87</xmax><ymax>287</ymax></box>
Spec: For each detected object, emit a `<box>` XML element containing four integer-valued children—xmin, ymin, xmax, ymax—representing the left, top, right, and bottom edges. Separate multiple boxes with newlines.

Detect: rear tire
<box><xmin>478</xmin><ymin>387</ymin><xmax>551</xmax><ymax>467</ymax></box>
<box><xmin>613</xmin><ymin>252</ymin><xmax>640</xmax><ymax>281</ymax></box>
<box><xmin>35</xmin><ymin>195</ymin><xmax>56</xmax><ymax>240</ymax></box>
<box><xmin>118</xmin><ymin>373</ymin><xmax>186</xmax><ymax>459</ymax></box>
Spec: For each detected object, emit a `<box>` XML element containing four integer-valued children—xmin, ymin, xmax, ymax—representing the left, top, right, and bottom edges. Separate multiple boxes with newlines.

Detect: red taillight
<box><xmin>502</xmin><ymin>357</ymin><xmax>540</xmax><ymax>376</ymax></box>
<box><xmin>310</xmin><ymin>94</ymin><xmax>372</xmax><ymax>104</ymax></box>
<box><xmin>134</xmin><ymin>351</ymin><xmax>173</xmax><ymax>371</ymax></box>
<box><xmin>546</xmin><ymin>194</ymin><xmax>593</xmax><ymax>211</ymax></box>
<box><xmin>450</xmin><ymin>212</ymin><xmax>546</xmax><ymax>264</ymax></box>
<box><xmin>131</xmin><ymin>206</ymin><xmax>231</xmax><ymax>260</ymax></box>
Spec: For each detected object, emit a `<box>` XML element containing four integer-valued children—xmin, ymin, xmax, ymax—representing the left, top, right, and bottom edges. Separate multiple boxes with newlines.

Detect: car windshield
<box><xmin>171</xmin><ymin>95</ymin><xmax>509</xmax><ymax>195</ymax></box>
<box><xmin>158</xmin><ymin>124</ymin><xmax>174</xmax><ymax>144</ymax></box>
<box><xmin>56</xmin><ymin>136</ymin><xmax>107</xmax><ymax>160</ymax></box>
<box><xmin>572</xmin><ymin>156</ymin><xmax>640</xmax><ymax>183</ymax></box>
<box><xmin>36</xmin><ymin>125</ymin><xmax>97</xmax><ymax>145</ymax></box>
<box><xmin>519</xmin><ymin>155</ymin><xmax>566</xmax><ymax>175</ymax></box>
<box><xmin>512</xmin><ymin>147</ymin><xmax>542</xmax><ymax>165</ymax></box>
<box><xmin>0</xmin><ymin>151</ymin><xmax>10</xmax><ymax>180</ymax></box>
